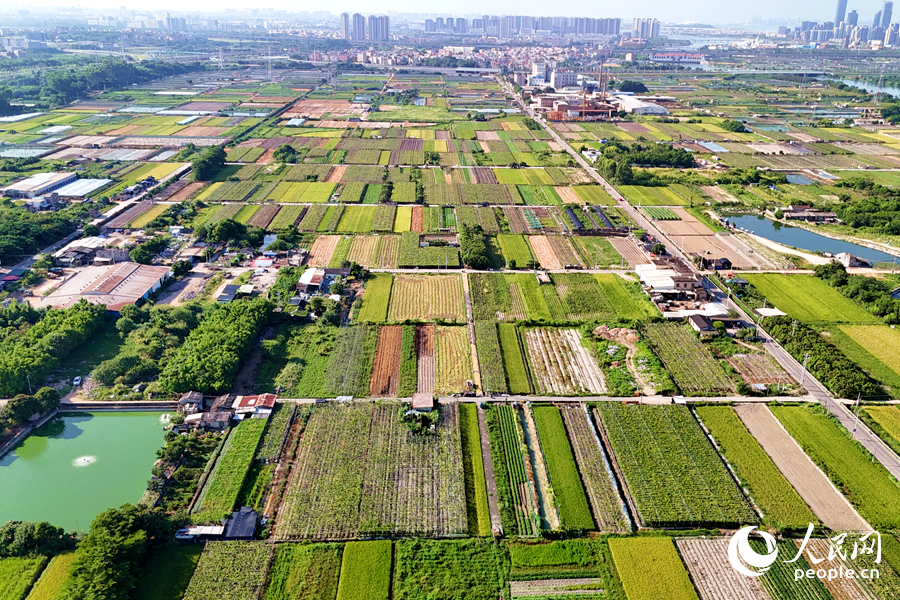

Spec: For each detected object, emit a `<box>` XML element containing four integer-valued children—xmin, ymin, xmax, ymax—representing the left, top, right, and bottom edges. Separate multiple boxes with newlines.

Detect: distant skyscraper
<box><xmin>875</xmin><ymin>10</ymin><xmax>883</xmax><ymax>26</ymax></box>
<box><xmin>424</xmin><ymin>19</ymin><xmax>435</xmax><ymax>32</ymax></box>
<box><xmin>340</xmin><ymin>13</ymin><xmax>351</xmax><ymax>40</ymax></box>
<box><xmin>367</xmin><ymin>15</ymin><xmax>389</xmax><ymax>41</ymax></box>
<box><xmin>835</xmin><ymin>0</ymin><xmax>848</xmax><ymax>23</ymax></box>
<box><xmin>632</xmin><ymin>18</ymin><xmax>660</xmax><ymax>39</ymax></box>
<box><xmin>848</xmin><ymin>9</ymin><xmax>859</xmax><ymax>25</ymax></box>
<box><xmin>500</xmin><ymin>16</ymin><xmax>515</xmax><ymax>39</ymax></box>
<box><xmin>351</xmin><ymin>13</ymin><xmax>366</xmax><ymax>41</ymax></box>
<box><xmin>435</xmin><ymin>17</ymin><xmax>445</xmax><ymax>29</ymax></box>
<box><xmin>883</xmin><ymin>1</ymin><xmax>894</xmax><ymax>27</ymax></box>
<box><xmin>455</xmin><ymin>18</ymin><xmax>467</xmax><ymax>33</ymax></box>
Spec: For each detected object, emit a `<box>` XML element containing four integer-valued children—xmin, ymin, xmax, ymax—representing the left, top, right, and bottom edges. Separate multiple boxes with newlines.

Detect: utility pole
<box><xmin>799</xmin><ymin>352</ymin><xmax>810</xmax><ymax>389</ymax></box>
<box><xmin>851</xmin><ymin>393</ymin><xmax>862</xmax><ymax>440</ymax></box>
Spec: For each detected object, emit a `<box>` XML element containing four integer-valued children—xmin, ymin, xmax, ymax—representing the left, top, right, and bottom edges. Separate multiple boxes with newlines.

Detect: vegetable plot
<box><xmin>641</xmin><ymin>323</ymin><xmax>732</xmax><ymax>395</ymax></box>
<box><xmin>182</xmin><ymin>541</ymin><xmax>273</xmax><ymax>600</ymax></box>
<box><xmin>523</xmin><ymin>328</ymin><xmax>605</xmax><ymax>395</ymax></box>
<box><xmin>277</xmin><ymin>402</ymin><xmax>467</xmax><ymax>539</ymax></box>
<box><xmin>595</xmin><ymin>403</ymin><xmax>755</xmax><ymax>528</ymax></box>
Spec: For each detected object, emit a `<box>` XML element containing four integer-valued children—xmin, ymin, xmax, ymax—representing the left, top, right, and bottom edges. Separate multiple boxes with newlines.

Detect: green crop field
<box><xmin>596</xmin><ymin>404</ymin><xmax>755</xmax><ymax>528</ymax></box>
<box><xmin>0</xmin><ymin>556</ymin><xmax>46</xmax><ymax>600</ymax></box>
<box><xmin>609</xmin><ymin>538</ymin><xmax>699</xmax><ymax>600</ymax></box>
<box><xmin>772</xmin><ymin>405</ymin><xmax>900</xmax><ymax>528</ymax></box>
<box><xmin>642</xmin><ymin>206</ymin><xmax>680</xmax><ymax>220</ymax></box>
<box><xmin>572</xmin><ymin>185</ymin><xmax>616</xmax><ymax>205</ymax></box>
<box><xmin>191</xmin><ymin>419</ymin><xmax>267</xmax><ymax>522</ymax></box>
<box><xmin>392</xmin><ymin>539</ymin><xmax>505</xmax><ymax>600</ymax></box>
<box><xmin>497</xmin><ymin>234</ymin><xmax>533</xmax><ymax>267</ymax></box>
<box><xmin>838</xmin><ymin>324</ymin><xmax>900</xmax><ymax>379</ymax></box>
<box><xmin>532</xmin><ymin>405</ymin><xmax>594</xmax><ymax>530</ymax></box>
<box><xmin>336</xmin><ymin>206</ymin><xmax>376</xmax><ymax>233</ymax></box>
<box><xmin>474</xmin><ymin>321</ymin><xmax>508</xmax><ymax>395</ymax></box>
<box><xmin>594</xmin><ymin>274</ymin><xmax>655</xmax><ymax>320</ymax></box>
<box><xmin>336</xmin><ymin>541</ymin><xmax>391</xmax><ymax>600</ymax></box>
<box><xmin>863</xmin><ymin>406</ymin><xmax>900</xmax><ymax>455</ymax></box>
<box><xmin>745</xmin><ymin>274</ymin><xmax>880</xmax><ymax>324</ymax></box>
<box><xmin>357</xmin><ymin>274</ymin><xmax>393</xmax><ymax>323</ymax></box>
<box><xmin>498</xmin><ymin>323</ymin><xmax>531</xmax><ymax>394</ymax></box>
<box><xmin>574</xmin><ymin>236</ymin><xmax>623</xmax><ymax>268</ymax></box>
<box><xmin>619</xmin><ymin>185</ymin><xmax>688</xmax><ymax>206</ymax></box>
<box><xmin>133</xmin><ymin>546</ymin><xmax>203</xmax><ymax>600</ymax></box>
<box><xmin>459</xmin><ymin>403</ymin><xmax>492</xmax><ymax>536</ymax></box>
<box><xmin>695</xmin><ymin>406</ymin><xmax>817</xmax><ymax>531</ymax></box>
<box><xmin>641</xmin><ymin>323</ymin><xmax>731</xmax><ymax>395</ymax></box>
<box><xmin>183</xmin><ymin>542</ymin><xmax>272</xmax><ymax>600</ymax></box>
<box><xmin>265</xmin><ymin>543</ymin><xmax>342</xmax><ymax>600</ymax></box>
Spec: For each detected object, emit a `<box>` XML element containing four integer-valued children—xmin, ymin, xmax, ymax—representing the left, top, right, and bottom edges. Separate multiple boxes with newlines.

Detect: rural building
<box><xmin>1</xmin><ymin>172</ymin><xmax>76</xmax><ymax>198</ymax></box>
<box><xmin>688</xmin><ymin>314</ymin><xmax>717</xmax><ymax>336</ymax></box>
<box><xmin>296</xmin><ymin>268</ymin><xmax>325</xmax><ymax>293</ymax></box>
<box><xmin>782</xmin><ymin>205</ymin><xmax>838</xmax><ymax>222</ymax></box>
<box><xmin>699</xmin><ymin>256</ymin><xmax>733</xmax><ymax>270</ymax></box>
<box><xmin>223</xmin><ymin>507</ymin><xmax>258</xmax><ymax>540</ymax></box>
<box><xmin>411</xmin><ymin>392</ymin><xmax>435</xmax><ymax>412</ymax></box>
<box><xmin>217</xmin><ymin>284</ymin><xmax>240</xmax><ymax>304</ymax></box>
<box><xmin>232</xmin><ymin>393</ymin><xmax>277</xmax><ymax>418</ymax></box>
<box><xmin>39</xmin><ymin>262</ymin><xmax>172</xmax><ymax>312</ymax></box>
<box><xmin>835</xmin><ymin>252</ymin><xmax>870</xmax><ymax>268</ymax></box>
<box><xmin>200</xmin><ymin>394</ymin><xmax>233</xmax><ymax>431</ymax></box>
<box><xmin>611</xmin><ymin>94</ymin><xmax>670</xmax><ymax>115</ymax></box>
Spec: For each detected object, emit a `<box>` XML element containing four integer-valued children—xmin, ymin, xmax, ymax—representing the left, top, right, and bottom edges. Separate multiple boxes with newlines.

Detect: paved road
<box><xmin>500</xmin><ymin>78</ymin><xmax>900</xmax><ymax>483</ymax></box>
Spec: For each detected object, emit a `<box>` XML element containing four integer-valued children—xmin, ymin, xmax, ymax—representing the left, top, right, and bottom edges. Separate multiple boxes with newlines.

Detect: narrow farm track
<box><xmin>735</xmin><ymin>404</ymin><xmax>869</xmax><ymax>532</ymax></box>
<box><xmin>461</xmin><ymin>273</ymin><xmax>483</xmax><ymax>394</ymax></box>
<box><xmin>477</xmin><ymin>405</ymin><xmax>503</xmax><ymax>534</ymax></box>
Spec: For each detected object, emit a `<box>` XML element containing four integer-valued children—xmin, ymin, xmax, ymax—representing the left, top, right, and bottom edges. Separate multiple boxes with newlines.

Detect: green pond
<box><xmin>0</xmin><ymin>412</ymin><xmax>167</xmax><ymax>532</ymax></box>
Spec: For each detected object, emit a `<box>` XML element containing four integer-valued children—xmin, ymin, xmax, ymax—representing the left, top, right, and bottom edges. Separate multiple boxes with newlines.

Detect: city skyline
<box><xmin>7</xmin><ymin>0</ymin><xmax>899</xmax><ymax>25</ymax></box>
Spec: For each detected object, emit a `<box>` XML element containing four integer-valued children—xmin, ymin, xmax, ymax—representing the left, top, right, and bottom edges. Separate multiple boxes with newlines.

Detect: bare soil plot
<box><xmin>307</xmin><ymin>235</ymin><xmax>341</xmax><ymax>267</ymax></box>
<box><xmin>727</xmin><ymin>354</ymin><xmax>794</xmax><ymax>386</ymax></box>
<box><xmin>529</xmin><ymin>236</ymin><xmax>563</xmax><ymax>270</ymax></box>
<box><xmin>369</xmin><ymin>325</ymin><xmax>402</xmax><ymax>396</ymax></box>
<box><xmin>607</xmin><ymin>237</ymin><xmax>649</xmax><ymax>266</ymax></box>
<box><xmin>247</xmin><ymin>204</ymin><xmax>282</xmax><ymax>229</ymax></box>
<box><xmin>547</xmin><ymin>235</ymin><xmax>582</xmax><ymax>268</ymax></box>
<box><xmin>411</xmin><ymin>206</ymin><xmax>424</xmax><ymax>232</ymax></box>
<box><xmin>510</xmin><ymin>578</ymin><xmax>606</xmax><ymax>597</ymax></box>
<box><xmin>167</xmin><ymin>181</ymin><xmax>205</xmax><ymax>202</ymax></box>
<box><xmin>677</xmin><ymin>539</ymin><xmax>772</xmax><ymax>600</ymax></box>
<box><xmin>700</xmin><ymin>185</ymin><xmax>740</xmax><ymax>204</ymax></box>
<box><xmin>504</xmin><ymin>207</ymin><xmax>528</xmax><ymax>234</ymax></box>
<box><xmin>555</xmin><ymin>186</ymin><xmax>580</xmax><ymax>204</ymax></box>
<box><xmin>472</xmin><ymin>167</ymin><xmax>498</xmax><ymax>184</ymax></box>
<box><xmin>735</xmin><ymin>404</ymin><xmax>869</xmax><ymax>532</ymax></box>
<box><xmin>326</xmin><ymin>165</ymin><xmax>346</xmax><ymax>183</ymax></box>
<box><xmin>523</xmin><ymin>328</ymin><xmax>606</xmax><ymax>395</ymax></box>
<box><xmin>416</xmin><ymin>324</ymin><xmax>435</xmax><ymax>394</ymax></box>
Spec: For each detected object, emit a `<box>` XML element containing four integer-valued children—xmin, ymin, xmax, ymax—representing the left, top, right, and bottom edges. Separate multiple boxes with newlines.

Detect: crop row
<box><xmin>182</xmin><ymin>541</ymin><xmax>272</xmax><ymax>600</ymax></box>
<box><xmin>641</xmin><ymin>323</ymin><xmax>732</xmax><ymax>395</ymax></box>
<box><xmin>596</xmin><ymin>403</ymin><xmax>756</xmax><ymax>528</ymax></box>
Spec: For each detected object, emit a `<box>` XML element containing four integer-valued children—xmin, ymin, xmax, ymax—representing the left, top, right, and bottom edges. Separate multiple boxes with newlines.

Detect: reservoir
<box><xmin>0</xmin><ymin>412</ymin><xmax>167</xmax><ymax>532</ymax></box>
<box><xmin>726</xmin><ymin>214</ymin><xmax>898</xmax><ymax>266</ymax></box>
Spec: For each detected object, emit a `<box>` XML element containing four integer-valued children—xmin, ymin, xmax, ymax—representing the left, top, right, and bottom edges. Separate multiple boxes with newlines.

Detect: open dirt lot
<box><xmin>677</xmin><ymin>539</ymin><xmax>771</xmax><ymax>600</ymax></box>
<box><xmin>735</xmin><ymin>404</ymin><xmax>869</xmax><ymax>532</ymax></box>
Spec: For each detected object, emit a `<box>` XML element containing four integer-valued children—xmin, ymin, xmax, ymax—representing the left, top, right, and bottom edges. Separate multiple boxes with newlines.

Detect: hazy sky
<box><xmin>28</xmin><ymin>0</ymin><xmax>889</xmax><ymax>24</ymax></box>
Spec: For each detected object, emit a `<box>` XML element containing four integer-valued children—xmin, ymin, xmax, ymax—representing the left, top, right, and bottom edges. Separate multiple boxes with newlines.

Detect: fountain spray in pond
<box><xmin>72</xmin><ymin>456</ymin><xmax>97</xmax><ymax>467</ymax></box>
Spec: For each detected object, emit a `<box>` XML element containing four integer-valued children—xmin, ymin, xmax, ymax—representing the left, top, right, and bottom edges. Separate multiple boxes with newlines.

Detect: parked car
<box><xmin>73</xmin><ymin>376</ymin><xmax>82</xmax><ymax>386</ymax></box>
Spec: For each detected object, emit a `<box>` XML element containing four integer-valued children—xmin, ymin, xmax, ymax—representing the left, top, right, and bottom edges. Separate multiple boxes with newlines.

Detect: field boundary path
<box><xmin>477</xmin><ymin>404</ymin><xmax>503</xmax><ymax>535</ymax></box>
<box><xmin>461</xmin><ymin>273</ymin><xmax>483</xmax><ymax>393</ymax></box>
<box><xmin>498</xmin><ymin>76</ymin><xmax>900</xmax><ymax>484</ymax></box>
<box><xmin>735</xmin><ymin>403</ymin><xmax>869</xmax><ymax>532</ymax></box>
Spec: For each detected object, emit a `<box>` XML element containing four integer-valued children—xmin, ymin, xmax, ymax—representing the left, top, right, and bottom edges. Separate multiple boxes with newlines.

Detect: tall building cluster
<box><xmin>340</xmin><ymin>12</ymin><xmax>390</xmax><ymax>42</ymax></box>
<box><xmin>780</xmin><ymin>0</ymin><xmax>896</xmax><ymax>45</ymax></box>
<box><xmin>630</xmin><ymin>18</ymin><xmax>661</xmax><ymax>39</ymax></box>
<box><xmin>421</xmin><ymin>14</ymin><xmax>622</xmax><ymax>39</ymax></box>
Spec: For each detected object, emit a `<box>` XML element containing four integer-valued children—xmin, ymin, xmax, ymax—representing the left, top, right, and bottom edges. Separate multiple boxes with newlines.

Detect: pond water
<box><xmin>0</xmin><ymin>412</ymin><xmax>167</xmax><ymax>532</ymax></box>
<box><xmin>836</xmin><ymin>79</ymin><xmax>900</xmax><ymax>97</ymax></box>
<box><xmin>726</xmin><ymin>214</ymin><xmax>898</xmax><ymax>265</ymax></box>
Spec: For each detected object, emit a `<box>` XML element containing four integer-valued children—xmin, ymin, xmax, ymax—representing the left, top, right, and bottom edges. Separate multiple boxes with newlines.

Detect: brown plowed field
<box><xmin>369</xmin><ymin>325</ymin><xmax>402</xmax><ymax>396</ymax></box>
<box><xmin>167</xmin><ymin>182</ymin><xmax>205</xmax><ymax>202</ymax></box>
<box><xmin>607</xmin><ymin>237</ymin><xmax>649</xmax><ymax>266</ymax></box>
<box><xmin>677</xmin><ymin>539</ymin><xmax>772</xmax><ymax>600</ymax></box>
<box><xmin>529</xmin><ymin>235</ymin><xmax>563</xmax><ymax>270</ymax></box>
<box><xmin>326</xmin><ymin>165</ymin><xmax>346</xmax><ymax>183</ymax></box>
<box><xmin>472</xmin><ymin>167</ymin><xmax>498</xmax><ymax>184</ymax></box>
<box><xmin>547</xmin><ymin>235</ymin><xmax>582</xmax><ymax>268</ymax></box>
<box><xmin>308</xmin><ymin>235</ymin><xmax>341</xmax><ymax>268</ymax></box>
<box><xmin>735</xmin><ymin>404</ymin><xmax>869</xmax><ymax>532</ymax></box>
<box><xmin>247</xmin><ymin>204</ymin><xmax>282</xmax><ymax>229</ymax></box>
<box><xmin>795</xmin><ymin>539</ymin><xmax>874</xmax><ymax>600</ymax></box>
<box><xmin>416</xmin><ymin>324</ymin><xmax>435</xmax><ymax>394</ymax></box>
<box><xmin>411</xmin><ymin>206</ymin><xmax>424</xmax><ymax>232</ymax></box>
<box><xmin>504</xmin><ymin>207</ymin><xmax>528</xmax><ymax>234</ymax></box>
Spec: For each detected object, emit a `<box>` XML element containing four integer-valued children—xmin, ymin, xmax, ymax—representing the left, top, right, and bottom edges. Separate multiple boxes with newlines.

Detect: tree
<box><xmin>82</xmin><ymin>224</ymin><xmax>100</xmax><ymax>237</ymax></box>
<box><xmin>191</xmin><ymin>146</ymin><xmax>227</xmax><ymax>181</ymax></box>
<box><xmin>652</xmin><ymin>243</ymin><xmax>666</xmax><ymax>255</ymax></box>
<box><xmin>309</xmin><ymin>297</ymin><xmax>325</xmax><ymax>315</ymax></box>
<box><xmin>0</xmin><ymin>86</ymin><xmax>15</xmax><ymax>117</ymax></box>
<box><xmin>129</xmin><ymin>246</ymin><xmax>151</xmax><ymax>265</ymax></box>
<box><xmin>720</xmin><ymin>119</ymin><xmax>749</xmax><ymax>133</ymax></box>
<box><xmin>617</xmin><ymin>80</ymin><xmax>648</xmax><ymax>93</ymax></box>
<box><xmin>0</xmin><ymin>521</ymin><xmax>72</xmax><ymax>557</ymax></box>
<box><xmin>272</xmin><ymin>144</ymin><xmax>298</xmax><ymax>163</ymax></box>
<box><xmin>330</xmin><ymin>279</ymin><xmax>345</xmax><ymax>295</ymax></box>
